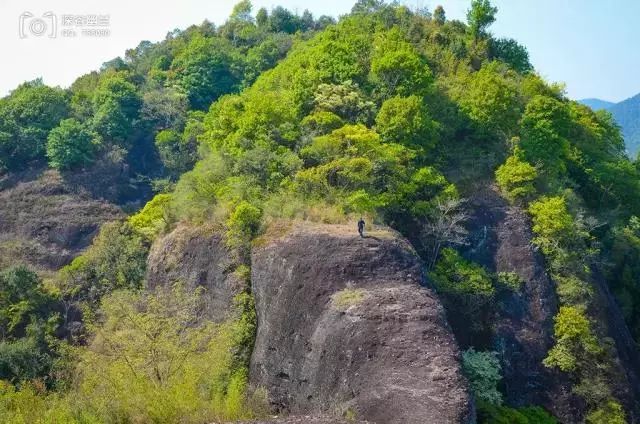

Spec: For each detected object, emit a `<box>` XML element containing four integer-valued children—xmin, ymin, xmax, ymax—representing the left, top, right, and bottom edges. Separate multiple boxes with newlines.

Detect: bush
<box><xmin>58</xmin><ymin>221</ymin><xmax>148</xmax><ymax>305</ymax></box>
<box><xmin>225</xmin><ymin>201</ymin><xmax>262</xmax><ymax>251</ymax></box>
<box><xmin>543</xmin><ymin>306</ymin><xmax>602</xmax><ymax>372</ymax></box>
<box><xmin>128</xmin><ymin>193</ymin><xmax>172</xmax><ymax>241</ymax></box>
<box><xmin>477</xmin><ymin>401</ymin><xmax>558</xmax><ymax>424</ymax></box>
<box><xmin>585</xmin><ymin>400</ymin><xmax>626</xmax><ymax>424</ymax></box>
<box><xmin>46</xmin><ymin>118</ymin><xmax>100</xmax><ymax>170</ymax></box>
<box><xmin>495</xmin><ymin>153</ymin><xmax>537</xmax><ymax>202</ymax></box>
<box><xmin>462</xmin><ymin>348</ymin><xmax>503</xmax><ymax>405</ymax></box>
<box><xmin>375</xmin><ymin>95</ymin><xmax>437</xmax><ymax>150</ymax></box>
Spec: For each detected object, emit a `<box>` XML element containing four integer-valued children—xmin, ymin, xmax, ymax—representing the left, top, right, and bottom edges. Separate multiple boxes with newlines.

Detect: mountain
<box><xmin>2</xmin><ymin>1</ymin><xmax>640</xmax><ymax>423</ymax></box>
<box><xmin>579</xmin><ymin>95</ymin><xmax>640</xmax><ymax>156</ymax></box>
<box><xmin>579</xmin><ymin>98</ymin><xmax>615</xmax><ymax>111</ymax></box>
<box><xmin>609</xmin><ymin>94</ymin><xmax>640</xmax><ymax>157</ymax></box>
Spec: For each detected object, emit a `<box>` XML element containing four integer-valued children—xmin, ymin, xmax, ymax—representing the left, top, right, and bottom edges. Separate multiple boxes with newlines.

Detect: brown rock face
<box><xmin>462</xmin><ymin>186</ymin><xmax>581</xmax><ymax>421</ymax></box>
<box><xmin>0</xmin><ymin>169</ymin><xmax>122</xmax><ymax>270</ymax></box>
<box><xmin>250</xmin><ymin>224</ymin><xmax>474</xmax><ymax>424</ymax></box>
<box><xmin>146</xmin><ymin>224</ymin><xmax>245</xmax><ymax>322</ymax></box>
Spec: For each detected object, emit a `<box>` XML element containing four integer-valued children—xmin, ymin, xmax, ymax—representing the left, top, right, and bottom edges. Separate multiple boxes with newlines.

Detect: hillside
<box><xmin>1</xmin><ymin>1</ymin><xmax>640</xmax><ymax>423</ymax></box>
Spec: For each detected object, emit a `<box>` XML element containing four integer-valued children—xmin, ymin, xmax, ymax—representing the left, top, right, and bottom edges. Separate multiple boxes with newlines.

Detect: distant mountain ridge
<box><xmin>579</xmin><ymin>95</ymin><xmax>640</xmax><ymax>156</ymax></box>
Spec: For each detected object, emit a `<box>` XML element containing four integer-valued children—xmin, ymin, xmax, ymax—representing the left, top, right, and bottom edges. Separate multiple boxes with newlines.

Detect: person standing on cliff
<box><xmin>357</xmin><ymin>217</ymin><xmax>365</xmax><ymax>238</ymax></box>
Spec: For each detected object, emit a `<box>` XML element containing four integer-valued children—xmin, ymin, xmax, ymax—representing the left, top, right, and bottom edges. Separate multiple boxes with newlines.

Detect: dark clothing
<box><xmin>357</xmin><ymin>219</ymin><xmax>365</xmax><ymax>237</ymax></box>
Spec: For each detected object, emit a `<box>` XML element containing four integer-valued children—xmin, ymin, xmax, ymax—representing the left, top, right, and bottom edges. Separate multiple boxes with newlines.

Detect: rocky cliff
<box><xmin>0</xmin><ymin>168</ymin><xmax>122</xmax><ymax>270</ymax></box>
<box><xmin>250</xmin><ymin>224</ymin><xmax>474</xmax><ymax>424</ymax></box>
<box><xmin>146</xmin><ymin>223</ymin><xmax>245</xmax><ymax>322</ymax></box>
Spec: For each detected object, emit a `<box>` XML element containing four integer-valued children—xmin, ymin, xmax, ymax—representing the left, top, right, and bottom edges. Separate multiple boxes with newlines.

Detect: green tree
<box><xmin>455</xmin><ymin>62</ymin><xmax>521</xmax><ymax>136</ymax></box>
<box><xmin>467</xmin><ymin>0</ymin><xmax>498</xmax><ymax>41</ymax></box>
<box><xmin>491</xmin><ymin>38</ymin><xmax>533</xmax><ymax>73</ymax></box>
<box><xmin>495</xmin><ymin>152</ymin><xmax>537</xmax><ymax>202</ymax></box>
<box><xmin>46</xmin><ymin>118</ymin><xmax>101</xmax><ymax>170</ymax></box>
<box><xmin>519</xmin><ymin>96</ymin><xmax>571</xmax><ymax>177</ymax></box>
<box><xmin>370</xmin><ymin>28</ymin><xmax>432</xmax><ymax>97</ymax></box>
<box><xmin>92</xmin><ymin>74</ymin><xmax>141</xmax><ymax>144</ymax></box>
<box><xmin>433</xmin><ymin>5</ymin><xmax>446</xmax><ymax>25</ymax></box>
<box><xmin>170</xmin><ymin>35</ymin><xmax>241</xmax><ymax>110</ymax></box>
<box><xmin>462</xmin><ymin>348</ymin><xmax>503</xmax><ymax>405</ymax></box>
<box><xmin>375</xmin><ymin>95</ymin><xmax>437</xmax><ymax>150</ymax></box>
<box><xmin>0</xmin><ymin>80</ymin><xmax>68</xmax><ymax>170</ymax></box>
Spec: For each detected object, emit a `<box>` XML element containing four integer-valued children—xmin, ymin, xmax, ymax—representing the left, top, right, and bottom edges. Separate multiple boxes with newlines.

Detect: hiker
<box><xmin>357</xmin><ymin>217</ymin><xmax>365</xmax><ymax>238</ymax></box>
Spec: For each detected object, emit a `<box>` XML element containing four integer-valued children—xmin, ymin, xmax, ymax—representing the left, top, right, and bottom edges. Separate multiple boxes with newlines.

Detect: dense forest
<box><xmin>1</xmin><ymin>1</ymin><xmax>640</xmax><ymax>423</ymax></box>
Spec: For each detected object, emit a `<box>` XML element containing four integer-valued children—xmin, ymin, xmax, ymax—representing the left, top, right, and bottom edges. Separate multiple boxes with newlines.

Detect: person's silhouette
<box><xmin>357</xmin><ymin>217</ymin><xmax>365</xmax><ymax>238</ymax></box>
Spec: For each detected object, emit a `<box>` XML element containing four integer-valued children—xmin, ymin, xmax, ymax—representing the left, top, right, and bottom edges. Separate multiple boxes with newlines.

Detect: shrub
<box><xmin>543</xmin><ymin>306</ymin><xmax>602</xmax><ymax>372</ymax></box>
<box><xmin>585</xmin><ymin>400</ymin><xmax>626</xmax><ymax>424</ymax></box>
<box><xmin>477</xmin><ymin>401</ymin><xmax>558</xmax><ymax>424</ymax></box>
<box><xmin>128</xmin><ymin>193</ymin><xmax>172</xmax><ymax>241</ymax></box>
<box><xmin>462</xmin><ymin>348</ymin><xmax>503</xmax><ymax>405</ymax></box>
<box><xmin>225</xmin><ymin>201</ymin><xmax>262</xmax><ymax>251</ymax></box>
<box><xmin>495</xmin><ymin>154</ymin><xmax>537</xmax><ymax>202</ymax></box>
<box><xmin>46</xmin><ymin>118</ymin><xmax>101</xmax><ymax>170</ymax></box>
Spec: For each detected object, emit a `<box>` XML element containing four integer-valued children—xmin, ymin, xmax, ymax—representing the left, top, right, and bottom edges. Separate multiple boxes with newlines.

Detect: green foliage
<box><xmin>92</xmin><ymin>73</ymin><xmax>141</xmax><ymax>144</ymax></box>
<box><xmin>370</xmin><ymin>28</ymin><xmax>432</xmax><ymax>97</ymax></box>
<box><xmin>0</xmin><ymin>266</ymin><xmax>60</xmax><ymax>385</ymax></box>
<box><xmin>155</xmin><ymin>127</ymin><xmax>198</xmax><ymax>175</ymax></box>
<box><xmin>496</xmin><ymin>272</ymin><xmax>523</xmax><ymax>291</ymax></box>
<box><xmin>225</xmin><ymin>201</ymin><xmax>263</xmax><ymax>251</ymax></box>
<box><xmin>519</xmin><ymin>95</ymin><xmax>571</xmax><ymax>178</ymax></box>
<box><xmin>585</xmin><ymin>400</ymin><xmax>626</xmax><ymax>424</ymax></box>
<box><xmin>462</xmin><ymin>348</ymin><xmax>502</xmax><ymax>405</ymax></box>
<box><xmin>0</xmin><ymin>285</ymin><xmax>265</xmax><ymax>423</ymax></box>
<box><xmin>128</xmin><ymin>193</ymin><xmax>172</xmax><ymax>241</ymax></box>
<box><xmin>58</xmin><ymin>221</ymin><xmax>148</xmax><ymax>305</ymax></box>
<box><xmin>477</xmin><ymin>401</ymin><xmax>558</xmax><ymax>424</ymax></box>
<box><xmin>543</xmin><ymin>306</ymin><xmax>602</xmax><ymax>372</ymax></box>
<box><xmin>170</xmin><ymin>34</ymin><xmax>242</xmax><ymax>110</ymax></box>
<box><xmin>491</xmin><ymin>38</ymin><xmax>533</xmax><ymax>73</ymax></box>
<box><xmin>46</xmin><ymin>118</ymin><xmax>100</xmax><ymax>170</ymax></box>
<box><xmin>455</xmin><ymin>62</ymin><xmax>522</xmax><ymax>136</ymax></box>
<box><xmin>0</xmin><ymin>80</ymin><xmax>68</xmax><ymax>170</ymax></box>
<box><xmin>375</xmin><ymin>95</ymin><xmax>437</xmax><ymax>151</ymax></box>
<box><xmin>467</xmin><ymin>0</ymin><xmax>498</xmax><ymax>41</ymax></box>
<box><xmin>495</xmin><ymin>152</ymin><xmax>537</xmax><ymax>202</ymax></box>
<box><xmin>430</xmin><ymin>248</ymin><xmax>494</xmax><ymax>300</ymax></box>
<box><xmin>313</xmin><ymin>81</ymin><xmax>375</xmax><ymax>124</ymax></box>
<box><xmin>433</xmin><ymin>6</ymin><xmax>446</xmax><ymax>25</ymax></box>
<box><xmin>430</xmin><ymin>248</ymin><xmax>494</xmax><ymax>335</ymax></box>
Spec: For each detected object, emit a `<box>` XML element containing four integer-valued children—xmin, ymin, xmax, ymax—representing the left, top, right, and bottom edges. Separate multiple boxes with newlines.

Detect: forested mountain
<box><xmin>580</xmin><ymin>94</ymin><xmax>640</xmax><ymax>156</ymax></box>
<box><xmin>610</xmin><ymin>94</ymin><xmax>640</xmax><ymax>157</ymax></box>
<box><xmin>1</xmin><ymin>1</ymin><xmax>640</xmax><ymax>423</ymax></box>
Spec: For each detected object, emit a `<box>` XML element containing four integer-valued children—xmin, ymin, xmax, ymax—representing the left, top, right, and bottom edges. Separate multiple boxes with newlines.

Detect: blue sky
<box><xmin>0</xmin><ymin>0</ymin><xmax>638</xmax><ymax>102</ymax></box>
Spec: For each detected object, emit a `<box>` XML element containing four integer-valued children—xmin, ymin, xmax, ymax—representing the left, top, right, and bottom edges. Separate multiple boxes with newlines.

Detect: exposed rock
<box><xmin>250</xmin><ymin>224</ymin><xmax>474</xmax><ymax>424</ymax></box>
<box><xmin>232</xmin><ymin>415</ymin><xmax>369</xmax><ymax>423</ymax></box>
<box><xmin>462</xmin><ymin>185</ymin><xmax>581</xmax><ymax>421</ymax></box>
<box><xmin>463</xmin><ymin>184</ymin><xmax>640</xmax><ymax>423</ymax></box>
<box><xmin>146</xmin><ymin>223</ymin><xmax>245</xmax><ymax>322</ymax></box>
<box><xmin>0</xmin><ymin>169</ymin><xmax>122</xmax><ymax>270</ymax></box>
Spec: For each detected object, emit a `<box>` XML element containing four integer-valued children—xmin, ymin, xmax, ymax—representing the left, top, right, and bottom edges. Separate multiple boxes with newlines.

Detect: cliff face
<box><xmin>250</xmin><ymin>224</ymin><xmax>474</xmax><ymax>424</ymax></box>
<box><xmin>463</xmin><ymin>185</ymin><xmax>640</xmax><ymax>423</ymax></box>
<box><xmin>146</xmin><ymin>224</ymin><xmax>245</xmax><ymax>322</ymax></box>
<box><xmin>461</xmin><ymin>186</ymin><xmax>579</xmax><ymax>421</ymax></box>
<box><xmin>0</xmin><ymin>169</ymin><xmax>122</xmax><ymax>270</ymax></box>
